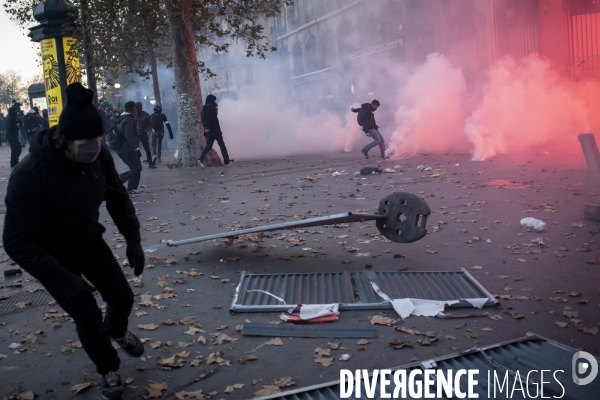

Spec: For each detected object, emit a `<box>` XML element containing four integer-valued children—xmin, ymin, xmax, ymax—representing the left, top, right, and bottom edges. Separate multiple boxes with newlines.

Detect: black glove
<box><xmin>169</xmin><ymin>134</ymin><xmax>173</xmax><ymax>140</ymax></box>
<box><xmin>126</xmin><ymin>242</ymin><xmax>145</xmax><ymax>276</ymax></box>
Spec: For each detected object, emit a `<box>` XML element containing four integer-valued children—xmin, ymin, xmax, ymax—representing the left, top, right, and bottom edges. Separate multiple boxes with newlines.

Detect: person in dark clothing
<box><xmin>41</xmin><ymin>109</ymin><xmax>50</xmax><ymax>130</ymax></box>
<box><xmin>150</xmin><ymin>105</ymin><xmax>173</xmax><ymax>165</ymax></box>
<box><xmin>351</xmin><ymin>99</ymin><xmax>387</xmax><ymax>159</ymax></box>
<box><xmin>24</xmin><ymin>108</ymin><xmax>44</xmax><ymax>145</ymax></box>
<box><xmin>0</xmin><ymin>112</ymin><xmax>6</xmax><ymax>146</ymax></box>
<box><xmin>3</xmin><ymin>83</ymin><xmax>145</xmax><ymax>400</ymax></box>
<box><xmin>116</xmin><ymin>101</ymin><xmax>143</xmax><ymax>194</ymax></box>
<box><xmin>6</xmin><ymin>101</ymin><xmax>23</xmax><ymax>167</ymax></box>
<box><xmin>134</xmin><ymin>102</ymin><xmax>154</xmax><ymax>168</ymax></box>
<box><xmin>17</xmin><ymin>109</ymin><xmax>27</xmax><ymax>147</ymax></box>
<box><xmin>198</xmin><ymin>94</ymin><xmax>233</xmax><ymax>167</ymax></box>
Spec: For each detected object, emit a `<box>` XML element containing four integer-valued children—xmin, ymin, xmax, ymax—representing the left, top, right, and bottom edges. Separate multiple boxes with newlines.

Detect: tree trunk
<box><xmin>167</xmin><ymin>0</ymin><xmax>222</xmax><ymax>167</ymax></box>
<box><xmin>147</xmin><ymin>45</ymin><xmax>162</xmax><ymax>106</ymax></box>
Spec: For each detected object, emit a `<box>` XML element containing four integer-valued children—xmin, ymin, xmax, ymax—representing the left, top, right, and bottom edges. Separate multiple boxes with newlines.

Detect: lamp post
<box><xmin>114</xmin><ymin>83</ymin><xmax>122</xmax><ymax>109</ymax></box>
<box><xmin>28</xmin><ymin>0</ymin><xmax>81</xmax><ymax>127</ymax></box>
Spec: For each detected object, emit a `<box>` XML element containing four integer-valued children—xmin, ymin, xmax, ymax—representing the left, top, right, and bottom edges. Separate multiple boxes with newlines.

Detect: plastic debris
<box><xmin>280</xmin><ymin>303</ymin><xmax>340</xmax><ymax>323</ymax></box>
<box><xmin>331</xmin><ymin>171</ymin><xmax>342</xmax><ymax>177</ymax></box>
<box><xmin>417</xmin><ymin>165</ymin><xmax>432</xmax><ymax>171</ymax></box>
<box><xmin>536</xmin><ymin>237</ymin><xmax>545</xmax><ymax>247</ymax></box>
<box><xmin>360</xmin><ymin>167</ymin><xmax>382</xmax><ymax>176</ymax></box>
<box><xmin>455</xmin><ymin>163</ymin><xmax>460</xmax><ymax>167</ymax></box>
<box><xmin>353</xmin><ymin>172</ymin><xmax>360</xmax><ymax>177</ymax></box>
<box><xmin>9</xmin><ymin>343</ymin><xmax>22</xmax><ymax>350</ymax></box>
<box><xmin>520</xmin><ymin>217</ymin><xmax>546</xmax><ymax>232</ymax></box>
<box><xmin>339</xmin><ymin>354</ymin><xmax>351</xmax><ymax>361</ymax></box>
<box><xmin>383</xmin><ymin>168</ymin><xmax>395</xmax><ymax>173</ymax></box>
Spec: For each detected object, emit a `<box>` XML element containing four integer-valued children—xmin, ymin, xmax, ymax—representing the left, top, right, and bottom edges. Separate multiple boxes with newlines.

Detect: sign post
<box><xmin>28</xmin><ymin>0</ymin><xmax>80</xmax><ymax>127</ymax></box>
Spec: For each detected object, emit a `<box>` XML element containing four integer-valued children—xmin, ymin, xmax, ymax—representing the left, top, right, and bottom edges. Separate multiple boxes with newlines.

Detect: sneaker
<box><xmin>101</xmin><ymin>371</ymin><xmax>124</xmax><ymax>400</ymax></box>
<box><xmin>198</xmin><ymin>159</ymin><xmax>205</xmax><ymax>168</ymax></box>
<box><xmin>224</xmin><ymin>159</ymin><xmax>235</xmax><ymax>166</ymax></box>
<box><xmin>361</xmin><ymin>150</ymin><xmax>369</xmax><ymax>159</ymax></box>
<box><xmin>149</xmin><ymin>164</ymin><xmax>157</xmax><ymax>169</ymax></box>
<box><xmin>112</xmin><ymin>330</ymin><xmax>144</xmax><ymax>358</ymax></box>
<box><xmin>128</xmin><ymin>190</ymin><xmax>138</xmax><ymax>196</ymax></box>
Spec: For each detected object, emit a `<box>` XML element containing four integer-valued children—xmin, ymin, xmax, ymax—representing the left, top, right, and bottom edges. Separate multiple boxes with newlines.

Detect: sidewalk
<box><xmin>0</xmin><ymin>144</ymin><xmax>599</xmax><ymax>399</ymax></box>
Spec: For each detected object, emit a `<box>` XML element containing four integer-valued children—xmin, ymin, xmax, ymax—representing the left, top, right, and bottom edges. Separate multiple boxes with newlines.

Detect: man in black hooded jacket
<box><xmin>351</xmin><ymin>99</ymin><xmax>386</xmax><ymax>159</ymax></box>
<box><xmin>116</xmin><ymin>101</ymin><xmax>143</xmax><ymax>194</ymax></box>
<box><xmin>135</xmin><ymin>102</ymin><xmax>154</xmax><ymax>168</ymax></box>
<box><xmin>198</xmin><ymin>94</ymin><xmax>233</xmax><ymax>167</ymax></box>
<box><xmin>3</xmin><ymin>83</ymin><xmax>145</xmax><ymax>400</ymax></box>
<box><xmin>150</xmin><ymin>104</ymin><xmax>173</xmax><ymax>164</ymax></box>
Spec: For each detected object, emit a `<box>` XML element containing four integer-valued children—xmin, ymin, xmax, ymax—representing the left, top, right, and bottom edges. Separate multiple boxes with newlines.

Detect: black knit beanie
<box><xmin>124</xmin><ymin>101</ymin><xmax>136</xmax><ymax>112</ymax></box>
<box><xmin>57</xmin><ymin>83</ymin><xmax>103</xmax><ymax>140</ymax></box>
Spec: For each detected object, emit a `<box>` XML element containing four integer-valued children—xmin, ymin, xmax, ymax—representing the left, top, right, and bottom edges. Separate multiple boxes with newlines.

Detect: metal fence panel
<box><xmin>256</xmin><ymin>334</ymin><xmax>600</xmax><ymax>400</ymax></box>
<box><xmin>231</xmin><ymin>268</ymin><xmax>496</xmax><ymax>313</ymax></box>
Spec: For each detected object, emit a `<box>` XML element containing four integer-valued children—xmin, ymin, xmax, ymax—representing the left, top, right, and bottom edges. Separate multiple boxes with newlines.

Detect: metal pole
<box><xmin>80</xmin><ymin>0</ymin><xmax>98</xmax><ymax>106</ymax></box>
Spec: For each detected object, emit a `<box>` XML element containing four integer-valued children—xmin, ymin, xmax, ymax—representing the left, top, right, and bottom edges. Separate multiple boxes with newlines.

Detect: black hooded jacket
<box><xmin>116</xmin><ymin>112</ymin><xmax>138</xmax><ymax>153</ymax></box>
<box><xmin>353</xmin><ymin>103</ymin><xmax>379</xmax><ymax>133</ymax></box>
<box><xmin>135</xmin><ymin>102</ymin><xmax>152</xmax><ymax>136</ymax></box>
<box><xmin>202</xmin><ymin>94</ymin><xmax>222</xmax><ymax>137</ymax></box>
<box><xmin>6</xmin><ymin>105</ymin><xmax>20</xmax><ymax>136</ymax></box>
<box><xmin>3</xmin><ymin>127</ymin><xmax>141</xmax><ymax>283</ymax></box>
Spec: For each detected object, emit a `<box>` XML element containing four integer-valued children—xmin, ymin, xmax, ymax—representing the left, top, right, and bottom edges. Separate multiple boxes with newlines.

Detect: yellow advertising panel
<box><xmin>62</xmin><ymin>37</ymin><xmax>81</xmax><ymax>84</ymax></box>
<box><xmin>40</xmin><ymin>38</ymin><xmax>62</xmax><ymax>127</ymax></box>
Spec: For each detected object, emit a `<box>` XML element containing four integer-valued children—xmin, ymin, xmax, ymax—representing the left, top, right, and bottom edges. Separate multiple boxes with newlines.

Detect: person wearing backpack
<box><xmin>150</xmin><ymin>105</ymin><xmax>174</xmax><ymax>165</ymax></box>
<box><xmin>115</xmin><ymin>101</ymin><xmax>143</xmax><ymax>195</ymax></box>
<box><xmin>351</xmin><ymin>99</ymin><xmax>387</xmax><ymax>159</ymax></box>
<box><xmin>197</xmin><ymin>94</ymin><xmax>233</xmax><ymax>168</ymax></box>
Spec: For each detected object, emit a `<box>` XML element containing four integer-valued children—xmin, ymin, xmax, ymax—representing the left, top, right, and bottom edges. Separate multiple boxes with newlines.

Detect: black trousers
<box><xmin>151</xmin><ymin>134</ymin><xmax>164</xmax><ymax>159</ymax></box>
<box><xmin>200</xmin><ymin>135</ymin><xmax>230</xmax><ymax>164</ymax></box>
<box><xmin>42</xmin><ymin>239</ymin><xmax>134</xmax><ymax>375</ymax></box>
<box><xmin>117</xmin><ymin>151</ymin><xmax>142</xmax><ymax>191</ymax></box>
<box><xmin>8</xmin><ymin>133</ymin><xmax>21</xmax><ymax>168</ymax></box>
<box><xmin>138</xmin><ymin>134</ymin><xmax>153</xmax><ymax>165</ymax></box>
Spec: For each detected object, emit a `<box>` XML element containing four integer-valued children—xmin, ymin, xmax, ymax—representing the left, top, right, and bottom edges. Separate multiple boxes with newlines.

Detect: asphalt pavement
<box><xmin>0</xmin><ymin>143</ymin><xmax>598</xmax><ymax>399</ymax></box>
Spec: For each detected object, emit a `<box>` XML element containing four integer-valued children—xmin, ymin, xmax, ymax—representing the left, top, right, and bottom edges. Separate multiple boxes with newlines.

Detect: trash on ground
<box><xmin>8</xmin><ymin>343</ymin><xmax>22</xmax><ymax>350</ymax></box>
<box><xmin>280</xmin><ymin>304</ymin><xmax>340</xmax><ymax>323</ymax></box>
<box><xmin>417</xmin><ymin>165</ymin><xmax>432</xmax><ymax>171</ymax></box>
<box><xmin>520</xmin><ymin>217</ymin><xmax>546</xmax><ymax>232</ymax></box>
<box><xmin>383</xmin><ymin>168</ymin><xmax>395</xmax><ymax>173</ymax></box>
<box><xmin>339</xmin><ymin>354</ymin><xmax>351</xmax><ymax>361</ymax></box>
<box><xmin>331</xmin><ymin>171</ymin><xmax>342</xmax><ymax>177</ymax></box>
<box><xmin>360</xmin><ymin>166</ymin><xmax>382</xmax><ymax>175</ymax></box>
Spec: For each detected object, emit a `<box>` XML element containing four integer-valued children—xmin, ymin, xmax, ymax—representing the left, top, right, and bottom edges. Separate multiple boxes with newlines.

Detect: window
<box><xmin>357</xmin><ymin>13</ymin><xmax>377</xmax><ymax>47</ymax></box>
<box><xmin>292</xmin><ymin>41</ymin><xmax>305</xmax><ymax>76</ymax></box>
<box><xmin>337</xmin><ymin>21</ymin><xmax>353</xmax><ymax>58</ymax></box>
<box><xmin>320</xmin><ymin>29</ymin><xmax>336</xmax><ymax>68</ymax></box>
<box><xmin>381</xmin><ymin>3</ymin><xmax>403</xmax><ymax>41</ymax></box>
<box><xmin>305</xmin><ymin>35</ymin><xmax>318</xmax><ymax>72</ymax></box>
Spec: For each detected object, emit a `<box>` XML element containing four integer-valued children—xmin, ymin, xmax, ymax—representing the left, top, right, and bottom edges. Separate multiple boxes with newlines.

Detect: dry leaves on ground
<box><xmin>145</xmin><ymin>381</ymin><xmax>168</xmax><ymax>399</ymax></box>
<box><xmin>265</xmin><ymin>337</ymin><xmax>283</xmax><ymax>346</ymax></box>
<box><xmin>371</xmin><ymin>315</ymin><xmax>394</xmax><ymax>325</ymax></box>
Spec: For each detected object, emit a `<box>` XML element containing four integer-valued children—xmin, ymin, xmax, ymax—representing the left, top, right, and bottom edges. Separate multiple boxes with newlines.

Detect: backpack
<box><xmin>106</xmin><ymin>116</ymin><xmax>127</xmax><ymax>150</ymax></box>
<box><xmin>357</xmin><ymin>108</ymin><xmax>367</xmax><ymax>127</ymax></box>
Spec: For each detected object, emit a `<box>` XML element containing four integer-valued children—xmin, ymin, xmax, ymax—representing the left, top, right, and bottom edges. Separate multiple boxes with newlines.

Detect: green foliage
<box><xmin>3</xmin><ymin>0</ymin><xmax>293</xmax><ymax>83</ymax></box>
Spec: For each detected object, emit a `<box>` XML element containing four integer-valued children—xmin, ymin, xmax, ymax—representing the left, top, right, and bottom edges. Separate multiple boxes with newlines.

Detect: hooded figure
<box><xmin>3</xmin><ymin>82</ymin><xmax>145</xmax><ymax>400</ymax></box>
<box><xmin>150</xmin><ymin>104</ymin><xmax>174</xmax><ymax>164</ymax></box>
<box><xmin>6</xmin><ymin>101</ymin><xmax>22</xmax><ymax>167</ymax></box>
<box><xmin>198</xmin><ymin>94</ymin><xmax>233</xmax><ymax>167</ymax></box>
<box><xmin>134</xmin><ymin>102</ymin><xmax>154</xmax><ymax>167</ymax></box>
<box><xmin>115</xmin><ymin>101</ymin><xmax>143</xmax><ymax>193</ymax></box>
<box><xmin>24</xmin><ymin>108</ymin><xmax>43</xmax><ymax>145</ymax></box>
<box><xmin>351</xmin><ymin>99</ymin><xmax>386</xmax><ymax>160</ymax></box>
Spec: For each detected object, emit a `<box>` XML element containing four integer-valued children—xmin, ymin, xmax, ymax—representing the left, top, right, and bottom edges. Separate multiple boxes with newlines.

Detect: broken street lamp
<box><xmin>155</xmin><ymin>192</ymin><xmax>430</xmax><ymax>249</ymax></box>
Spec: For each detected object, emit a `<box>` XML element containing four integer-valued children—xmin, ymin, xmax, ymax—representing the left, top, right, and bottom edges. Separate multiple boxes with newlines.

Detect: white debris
<box><xmin>520</xmin><ymin>217</ymin><xmax>546</xmax><ymax>232</ymax></box>
<box><xmin>339</xmin><ymin>354</ymin><xmax>352</xmax><ymax>361</ymax></box>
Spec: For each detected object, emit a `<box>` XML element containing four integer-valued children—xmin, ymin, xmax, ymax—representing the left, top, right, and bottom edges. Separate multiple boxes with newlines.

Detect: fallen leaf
<box><xmin>370</xmin><ymin>315</ymin><xmax>394</xmax><ymax>325</ymax></box>
<box><xmin>235</xmin><ymin>324</ymin><xmax>243</xmax><ymax>332</ymax></box>
<box><xmin>224</xmin><ymin>386</ymin><xmax>234</xmax><ymax>394</ymax></box>
<box><xmin>239</xmin><ymin>354</ymin><xmax>258</xmax><ymax>364</ymax></box>
<box><xmin>138</xmin><ymin>324</ymin><xmax>158</xmax><ymax>331</ymax></box>
<box><xmin>328</xmin><ymin>342</ymin><xmax>339</xmax><ymax>350</ymax></box>
<box><xmin>314</xmin><ymin>347</ymin><xmax>332</xmax><ymax>357</ymax></box>
<box><xmin>175</xmin><ymin>389</ymin><xmax>204</xmax><ymax>399</ymax></box>
<box><xmin>162</xmin><ymin>319</ymin><xmax>176</xmax><ymax>325</ymax></box>
<box><xmin>313</xmin><ymin>356</ymin><xmax>334</xmax><ymax>367</ymax></box>
<box><xmin>582</xmin><ymin>327</ymin><xmax>599</xmax><ymax>335</ymax></box>
<box><xmin>254</xmin><ymin>385</ymin><xmax>281</xmax><ymax>397</ymax></box>
<box><xmin>356</xmin><ymin>339</ymin><xmax>371</xmax><ymax>345</ymax></box>
<box><xmin>272</xmin><ymin>377</ymin><xmax>295</xmax><ymax>388</ymax></box>
<box><xmin>145</xmin><ymin>381</ymin><xmax>168</xmax><ymax>398</ymax></box>
<box><xmin>470</xmin><ymin>266</ymin><xmax>483</xmax><ymax>270</ymax></box>
<box><xmin>555</xmin><ymin>322</ymin><xmax>569</xmax><ymax>328</ymax></box>
<box><xmin>394</xmin><ymin>327</ymin><xmax>421</xmax><ymax>335</ymax></box>
<box><xmin>389</xmin><ymin>339</ymin><xmax>412</xmax><ymax>349</ymax></box>
<box><xmin>198</xmin><ymin>336</ymin><xmax>207</xmax><ymax>345</ymax></box>
<box><xmin>179</xmin><ymin>317</ymin><xmax>195</xmax><ymax>325</ymax></box>
<box><xmin>71</xmin><ymin>382</ymin><xmax>92</xmax><ymax>394</ymax></box>
<box><xmin>265</xmin><ymin>338</ymin><xmax>283</xmax><ymax>346</ymax></box>
<box><xmin>426</xmin><ymin>249</ymin><xmax>437</xmax><ymax>254</ymax></box>
<box><xmin>213</xmin><ymin>333</ymin><xmax>238</xmax><ymax>345</ymax></box>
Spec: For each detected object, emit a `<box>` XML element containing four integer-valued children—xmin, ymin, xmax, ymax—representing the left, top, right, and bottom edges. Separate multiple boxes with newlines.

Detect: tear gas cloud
<box><xmin>200</xmin><ymin>53</ymin><xmax>598</xmax><ymax>162</ymax></box>
<box><xmin>140</xmin><ymin>49</ymin><xmax>598</xmax><ymax>163</ymax></box>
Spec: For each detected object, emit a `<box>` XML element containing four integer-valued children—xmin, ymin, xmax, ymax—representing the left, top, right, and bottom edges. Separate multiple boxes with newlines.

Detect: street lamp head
<box><xmin>33</xmin><ymin>0</ymin><xmax>78</xmax><ymax>24</ymax></box>
<box><xmin>114</xmin><ymin>83</ymin><xmax>121</xmax><ymax>89</ymax></box>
